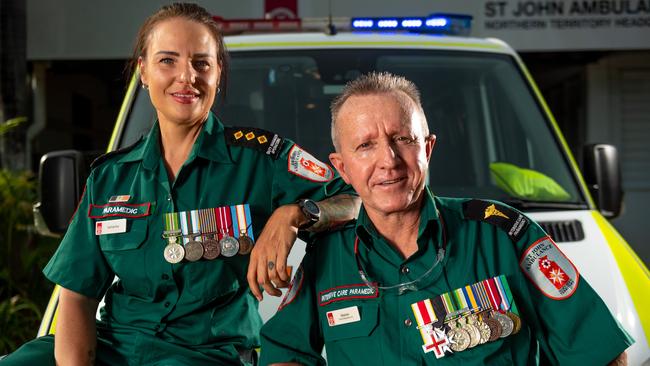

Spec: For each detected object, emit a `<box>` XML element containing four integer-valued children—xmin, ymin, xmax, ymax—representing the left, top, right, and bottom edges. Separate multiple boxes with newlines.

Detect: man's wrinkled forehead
<box><xmin>337</xmin><ymin>91</ymin><xmax>424</xmax><ymax>133</ymax></box>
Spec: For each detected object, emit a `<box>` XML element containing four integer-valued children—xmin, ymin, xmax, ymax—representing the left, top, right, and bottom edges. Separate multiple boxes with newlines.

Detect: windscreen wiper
<box><xmin>500</xmin><ymin>198</ymin><xmax>588</xmax><ymax>211</ymax></box>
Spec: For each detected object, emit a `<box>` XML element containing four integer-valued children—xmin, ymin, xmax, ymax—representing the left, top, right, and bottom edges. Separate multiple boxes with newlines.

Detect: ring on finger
<box><xmin>268</xmin><ymin>261</ymin><xmax>275</xmax><ymax>270</ymax></box>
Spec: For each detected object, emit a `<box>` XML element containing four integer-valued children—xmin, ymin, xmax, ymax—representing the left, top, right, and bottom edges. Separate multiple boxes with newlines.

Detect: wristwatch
<box><xmin>297</xmin><ymin>198</ymin><xmax>321</xmax><ymax>229</ymax></box>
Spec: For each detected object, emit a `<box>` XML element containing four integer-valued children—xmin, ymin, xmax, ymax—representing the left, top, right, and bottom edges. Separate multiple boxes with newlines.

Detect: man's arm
<box><xmin>55</xmin><ymin>287</ymin><xmax>99</xmax><ymax>366</ymax></box>
<box><xmin>247</xmin><ymin>194</ymin><xmax>360</xmax><ymax>300</ymax></box>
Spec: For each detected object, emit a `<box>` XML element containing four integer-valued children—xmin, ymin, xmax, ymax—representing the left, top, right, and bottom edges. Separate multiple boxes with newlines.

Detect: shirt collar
<box><xmin>118</xmin><ymin>112</ymin><xmax>233</xmax><ymax>169</ymax></box>
<box><xmin>355</xmin><ymin>186</ymin><xmax>440</xmax><ymax>245</ymax></box>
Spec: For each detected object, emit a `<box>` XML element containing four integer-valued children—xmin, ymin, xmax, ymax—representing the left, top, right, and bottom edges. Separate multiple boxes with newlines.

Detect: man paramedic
<box><xmin>259</xmin><ymin>72</ymin><xmax>631</xmax><ymax>365</ymax></box>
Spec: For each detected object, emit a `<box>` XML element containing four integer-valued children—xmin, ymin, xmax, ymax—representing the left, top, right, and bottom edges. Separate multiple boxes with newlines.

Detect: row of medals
<box><xmin>441</xmin><ymin>309</ymin><xmax>522</xmax><ymax>352</ymax></box>
<box><xmin>163</xmin><ymin>230</ymin><xmax>255</xmax><ymax>263</ymax></box>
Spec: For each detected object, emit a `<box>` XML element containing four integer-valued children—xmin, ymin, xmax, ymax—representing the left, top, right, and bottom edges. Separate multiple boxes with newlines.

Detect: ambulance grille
<box><xmin>538</xmin><ymin>220</ymin><xmax>584</xmax><ymax>242</ymax></box>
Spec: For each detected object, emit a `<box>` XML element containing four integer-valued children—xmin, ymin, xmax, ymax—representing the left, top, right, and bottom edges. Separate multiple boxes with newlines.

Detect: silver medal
<box><xmin>220</xmin><ymin>235</ymin><xmax>240</xmax><ymax>257</ymax></box>
<box><xmin>495</xmin><ymin>312</ymin><xmax>514</xmax><ymax>338</ymax></box>
<box><xmin>164</xmin><ymin>243</ymin><xmax>185</xmax><ymax>263</ymax></box>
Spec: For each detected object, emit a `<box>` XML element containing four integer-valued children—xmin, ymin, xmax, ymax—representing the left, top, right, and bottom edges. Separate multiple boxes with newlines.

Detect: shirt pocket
<box><xmin>99</xmin><ymin>218</ymin><xmax>151</xmax><ymax>297</ymax></box>
<box><xmin>185</xmin><ymin>256</ymin><xmax>243</xmax><ymax>303</ymax></box>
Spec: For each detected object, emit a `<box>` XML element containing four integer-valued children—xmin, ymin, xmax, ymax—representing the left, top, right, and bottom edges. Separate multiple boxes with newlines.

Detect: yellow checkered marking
<box><xmin>234</xmin><ymin>131</ymin><xmax>244</xmax><ymax>140</ymax></box>
<box><xmin>257</xmin><ymin>136</ymin><xmax>268</xmax><ymax>144</ymax></box>
<box><xmin>245</xmin><ymin>132</ymin><xmax>255</xmax><ymax>140</ymax></box>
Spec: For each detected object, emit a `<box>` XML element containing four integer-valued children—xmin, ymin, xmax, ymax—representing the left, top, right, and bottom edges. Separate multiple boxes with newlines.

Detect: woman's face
<box><xmin>139</xmin><ymin>17</ymin><xmax>221</xmax><ymax>127</ymax></box>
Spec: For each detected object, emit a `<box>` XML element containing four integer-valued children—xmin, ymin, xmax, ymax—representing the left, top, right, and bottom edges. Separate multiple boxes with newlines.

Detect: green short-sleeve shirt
<box><xmin>43</xmin><ymin>112</ymin><xmax>352</xmax><ymax>364</ymax></box>
<box><xmin>260</xmin><ymin>186</ymin><xmax>633</xmax><ymax>365</ymax></box>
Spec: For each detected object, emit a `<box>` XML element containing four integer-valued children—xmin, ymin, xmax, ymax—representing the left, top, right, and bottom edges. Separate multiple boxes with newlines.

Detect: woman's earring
<box><xmin>142</xmin><ymin>84</ymin><xmax>148</xmax><ymax>90</ymax></box>
<box><xmin>217</xmin><ymin>87</ymin><xmax>221</xmax><ymax>94</ymax></box>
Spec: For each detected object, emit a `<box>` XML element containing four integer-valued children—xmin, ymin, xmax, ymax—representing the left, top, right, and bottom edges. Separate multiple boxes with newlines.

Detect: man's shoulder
<box><xmin>437</xmin><ymin>196</ymin><xmax>533</xmax><ymax>243</ymax></box>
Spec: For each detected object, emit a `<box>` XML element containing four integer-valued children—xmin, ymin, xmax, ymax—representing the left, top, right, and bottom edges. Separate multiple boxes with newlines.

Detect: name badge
<box><xmin>326</xmin><ymin>306</ymin><xmax>361</xmax><ymax>327</ymax></box>
<box><xmin>95</xmin><ymin>218</ymin><xmax>127</xmax><ymax>235</ymax></box>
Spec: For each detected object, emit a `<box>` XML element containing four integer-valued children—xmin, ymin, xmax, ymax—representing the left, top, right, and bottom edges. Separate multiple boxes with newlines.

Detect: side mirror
<box><xmin>33</xmin><ymin>150</ymin><xmax>92</xmax><ymax>235</ymax></box>
<box><xmin>582</xmin><ymin>144</ymin><xmax>623</xmax><ymax>219</ymax></box>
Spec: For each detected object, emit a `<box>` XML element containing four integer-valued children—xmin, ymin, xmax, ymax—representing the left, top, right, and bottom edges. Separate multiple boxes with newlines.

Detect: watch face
<box><xmin>304</xmin><ymin>200</ymin><xmax>319</xmax><ymax>215</ymax></box>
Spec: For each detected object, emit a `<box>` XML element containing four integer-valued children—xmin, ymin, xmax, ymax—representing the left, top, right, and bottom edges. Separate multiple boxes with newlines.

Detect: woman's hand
<box><xmin>247</xmin><ymin>195</ymin><xmax>360</xmax><ymax>301</ymax></box>
<box><xmin>247</xmin><ymin>204</ymin><xmax>305</xmax><ymax>301</ymax></box>
<box><xmin>55</xmin><ymin>287</ymin><xmax>100</xmax><ymax>366</ymax></box>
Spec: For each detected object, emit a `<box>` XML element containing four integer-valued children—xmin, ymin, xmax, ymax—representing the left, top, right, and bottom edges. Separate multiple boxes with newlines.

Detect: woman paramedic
<box><xmin>1</xmin><ymin>3</ymin><xmax>358</xmax><ymax>365</ymax></box>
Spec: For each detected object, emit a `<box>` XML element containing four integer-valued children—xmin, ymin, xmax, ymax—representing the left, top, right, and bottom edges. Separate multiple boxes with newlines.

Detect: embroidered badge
<box><xmin>287</xmin><ymin>145</ymin><xmax>334</xmax><ymax>182</ymax></box>
<box><xmin>225</xmin><ymin>127</ymin><xmax>284</xmax><ymax>159</ymax></box>
<box><xmin>279</xmin><ymin>264</ymin><xmax>304</xmax><ymax>311</ymax></box>
<box><xmin>88</xmin><ymin>202</ymin><xmax>151</xmax><ymax>219</ymax></box>
<box><xmin>108</xmin><ymin>195</ymin><xmax>131</xmax><ymax>203</ymax></box>
<box><xmin>319</xmin><ymin>283</ymin><xmax>379</xmax><ymax>306</ymax></box>
<box><xmin>520</xmin><ymin>237</ymin><xmax>579</xmax><ymax>299</ymax></box>
<box><xmin>463</xmin><ymin>200</ymin><xmax>530</xmax><ymax>242</ymax></box>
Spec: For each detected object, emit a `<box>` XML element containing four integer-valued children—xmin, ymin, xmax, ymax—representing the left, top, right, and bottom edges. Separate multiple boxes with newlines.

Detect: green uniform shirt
<box><xmin>42</xmin><ymin>112</ymin><xmax>351</xmax><ymax>365</ymax></box>
<box><xmin>261</xmin><ymin>187</ymin><xmax>633</xmax><ymax>365</ymax></box>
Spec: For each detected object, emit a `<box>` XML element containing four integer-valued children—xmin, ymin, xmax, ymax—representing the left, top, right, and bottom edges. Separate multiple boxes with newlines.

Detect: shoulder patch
<box><xmin>463</xmin><ymin>200</ymin><xmax>530</xmax><ymax>242</ymax></box>
<box><xmin>287</xmin><ymin>145</ymin><xmax>334</xmax><ymax>182</ymax></box>
<box><xmin>279</xmin><ymin>264</ymin><xmax>304</xmax><ymax>311</ymax></box>
<box><xmin>225</xmin><ymin>126</ymin><xmax>284</xmax><ymax>159</ymax></box>
<box><xmin>520</xmin><ymin>237</ymin><xmax>579</xmax><ymax>299</ymax></box>
<box><xmin>91</xmin><ymin>137</ymin><xmax>143</xmax><ymax>170</ymax></box>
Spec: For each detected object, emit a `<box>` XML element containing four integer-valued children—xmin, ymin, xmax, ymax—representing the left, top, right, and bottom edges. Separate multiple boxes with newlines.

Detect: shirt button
<box><xmin>167</xmin><ymin>195</ymin><xmax>172</xmax><ymax>201</ymax></box>
<box><xmin>164</xmin><ymin>302</ymin><xmax>170</xmax><ymax>308</ymax></box>
<box><xmin>401</xmin><ymin>266</ymin><xmax>410</xmax><ymax>274</ymax></box>
<box><xmin>161</xmin><ymin>274</ymin><xmax>169</xmax><ymax>280</ymax></box>
<box><xmin>404</xmin><ymin>319</ymin><xmax>412</xmax><ymax>327</ymax></box>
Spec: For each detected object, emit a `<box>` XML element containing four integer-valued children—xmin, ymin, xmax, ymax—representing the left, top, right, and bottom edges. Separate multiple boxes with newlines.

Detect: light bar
<box><xmin>352</xmin><ymin>19</ymin><xmax>374</xmax><ymax>28</ymax></box>
<box><xmin>351</xmin><ymin>13</ymin><xmax>472</xmax><ymax>35</ymax></box>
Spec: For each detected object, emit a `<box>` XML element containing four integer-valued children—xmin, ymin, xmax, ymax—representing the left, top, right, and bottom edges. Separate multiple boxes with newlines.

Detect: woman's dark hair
<box><xmin>125</xmin><ymin>3</ymin><xmax>229</xmax><ymax>95</ymax></box>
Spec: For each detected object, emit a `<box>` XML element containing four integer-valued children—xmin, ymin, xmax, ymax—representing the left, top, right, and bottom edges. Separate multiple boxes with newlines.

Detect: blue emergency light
<box><xmin>351</xmin><ymin>13</ymin><xmax>472</xmax><ymax>36</ymax></box>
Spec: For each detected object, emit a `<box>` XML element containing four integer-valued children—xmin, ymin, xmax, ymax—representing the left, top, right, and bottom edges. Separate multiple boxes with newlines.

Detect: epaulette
<box><xmin>224</xmin><ymin>126</ymin><xmax>284</xmax><ymax>160</ymax></box>
<box><xmin>462</xmin><ymin>199</ymin><xmax>530</xmax><ymax>242</ymax></box>
<box><xmin>90</xmin><ymin>137</ymin><xmax>143</xmax><ymax>170</ymax></box>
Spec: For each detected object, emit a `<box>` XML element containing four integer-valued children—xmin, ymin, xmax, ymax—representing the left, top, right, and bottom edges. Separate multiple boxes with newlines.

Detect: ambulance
<box><xmin>33</xmin><ymin>14</ymin><xmax>649</xmax><ymax>364</ymax></box>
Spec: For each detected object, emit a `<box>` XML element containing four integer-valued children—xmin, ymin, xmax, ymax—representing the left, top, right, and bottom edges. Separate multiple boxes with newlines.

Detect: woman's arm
<box><xmin>247</xmin><ymin>194</ymin><xmax>360</xmax><ymax>300</ymax></box>
<box><xmin>55</xmin><ymin>287</ymin><xmax>100</xmax><ymax>366</ymax></box>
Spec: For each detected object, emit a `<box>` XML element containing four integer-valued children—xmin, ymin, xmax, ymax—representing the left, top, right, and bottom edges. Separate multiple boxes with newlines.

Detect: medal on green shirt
<box><xmin>181</xmin><ymin>210</ymin><xmax>205</xmax><ymax>262</ymax></box>
<box><xmin>200</xmin><ymin>208</ymin><xmax>221</xmax><ymax>260</ymax></box>
<box><xmin>163</xmin><ymin>212</ymin><xmax>184</xmax><ymax>264</ymax></box>
<box><xmin>232</xmin><ymin>204</ymin><xmax>255</xmax><ymax>255</ymax></box>
<box><xmin>217</xmin><ymin>206</ymin><xmax>239</xmax><ymax>257</ymax></box>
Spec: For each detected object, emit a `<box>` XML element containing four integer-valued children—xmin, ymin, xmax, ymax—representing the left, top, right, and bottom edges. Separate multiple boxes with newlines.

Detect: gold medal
<box><xmin>475</xmin><ymin>314</ymin><xmax>492</xmax><ymax>344</ymax></box>
<box><xmin>447</xmin><ymin>320</ymin><xmax>470</xmax><ymax>352</ymax></box>
<box><xmin>461</xmin><ymin>315</ymin><xmax>481</xmax><ymax>348</ymax></box>
<box><xmin>484</xmin><ymin>315</ymin><xmax>502</xmax><ymax>342</ymax></box>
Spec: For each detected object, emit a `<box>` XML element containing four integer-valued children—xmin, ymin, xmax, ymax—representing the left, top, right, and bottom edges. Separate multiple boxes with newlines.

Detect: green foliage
<box><xmin>0</xmin><ymin>116</ymin><xmax>27</xmax><ymax>136</ymax></box>
<box><xmin>0</xmin><ymin>169</ymin><xmax>60</xmax><ymax>354</ymax></box>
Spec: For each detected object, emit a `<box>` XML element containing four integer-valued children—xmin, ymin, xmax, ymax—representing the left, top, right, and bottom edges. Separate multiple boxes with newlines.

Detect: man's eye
<box><xmin>396</xmin><ymin>136</ymin><xmax>415</xmax><ymax>144</ymax></box>
<box><xmin>357</xmin><ymin>142</ymin><xmax>371</xmax><ymax>150</ymax></box>
<box><xmin>160</xmin><ymin>58</ymin><xmax>174</xmax><ymax>64</ymax></box>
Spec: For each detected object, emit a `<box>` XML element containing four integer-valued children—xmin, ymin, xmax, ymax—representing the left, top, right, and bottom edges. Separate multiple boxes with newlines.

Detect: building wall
<box><xmin>587</xmin><ymin>52</ymin><xmax>650</xmax><ymax>265</ymax></box>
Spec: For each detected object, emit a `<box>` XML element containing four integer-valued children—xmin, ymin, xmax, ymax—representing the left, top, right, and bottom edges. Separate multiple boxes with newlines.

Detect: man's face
<box><xmin>329</xmin><ymin>92</ymin><xmax>435</xmax><ymax>217</ymax></box>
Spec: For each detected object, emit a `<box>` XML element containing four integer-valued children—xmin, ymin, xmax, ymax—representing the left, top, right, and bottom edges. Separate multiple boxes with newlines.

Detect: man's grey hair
<box><xmin>330</xmin><ymin>72</ymin><xmax>429</xmax><ymax>151</ymax></box>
